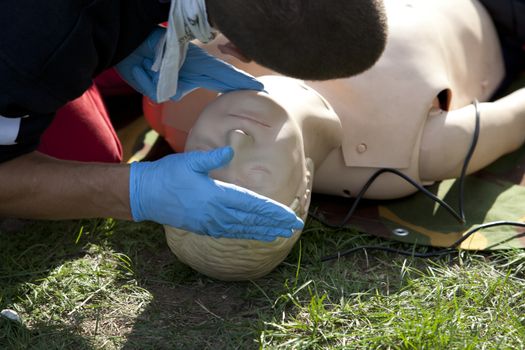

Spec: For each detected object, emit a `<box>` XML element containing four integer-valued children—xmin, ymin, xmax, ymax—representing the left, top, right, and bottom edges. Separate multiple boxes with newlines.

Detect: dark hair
<box><xmin>206</xmin><ymin>0</ymin><xmax>388</xmax><ymax>80</ymax></box>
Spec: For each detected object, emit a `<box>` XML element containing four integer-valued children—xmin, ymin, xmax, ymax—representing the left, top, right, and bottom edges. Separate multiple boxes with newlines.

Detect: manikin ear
<box><xmin>218</xmin><ymin>41</ymin><xmax>251</xmax><ymax>63</ymax></box>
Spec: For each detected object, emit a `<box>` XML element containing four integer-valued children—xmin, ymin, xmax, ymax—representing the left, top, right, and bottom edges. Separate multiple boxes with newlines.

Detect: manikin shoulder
<box><xmin>309</xmin><ymin>0</ymin><xmax>504</xmax><ymax>169</ymax></box>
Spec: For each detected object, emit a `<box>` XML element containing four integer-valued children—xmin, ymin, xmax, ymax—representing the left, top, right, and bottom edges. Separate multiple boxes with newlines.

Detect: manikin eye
<box><xmin>232</xmin><ymin>129</ymin><xmax>248</xmax><ymax>136</ymax></box>
<box><xmin>229</xmin><ymin>129</ymin><xmax>253</xmax><ymax>153</ymax></box>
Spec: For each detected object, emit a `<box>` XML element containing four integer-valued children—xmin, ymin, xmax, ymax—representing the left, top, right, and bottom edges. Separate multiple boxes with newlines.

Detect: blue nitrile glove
<box><xmin>129</xmin><ymin>146</ymin><xmax>304</xmax><ymax>241</ymax></box>
<box><xmin>116</xmin><ymin>27</ymin><xmax>263</xmax><ymax>102</ymax></box>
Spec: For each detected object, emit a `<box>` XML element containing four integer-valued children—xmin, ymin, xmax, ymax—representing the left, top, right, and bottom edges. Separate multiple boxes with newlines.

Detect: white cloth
<box><xmin>0</xmin><ymin>115</ymin><xmax>22</xmax><ymax>145</ymax></box>
<box><xmin>152</xmin><ymin>0</ymin><xmax>217</xmax><ymax>102</ymax></box>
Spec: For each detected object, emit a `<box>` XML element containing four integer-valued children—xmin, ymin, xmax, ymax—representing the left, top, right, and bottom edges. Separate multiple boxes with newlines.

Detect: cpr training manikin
<box><xmin>143</xmin><ymin>0</ymin><xmax>525</xmax><ymax>280</ymax></box>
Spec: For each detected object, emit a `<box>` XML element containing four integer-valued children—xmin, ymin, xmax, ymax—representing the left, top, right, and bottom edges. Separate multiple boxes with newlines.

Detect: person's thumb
<box><xmin>188</xmin><ymin>147</ymin><xmax>234</xmax><ymax>174</ymax></box>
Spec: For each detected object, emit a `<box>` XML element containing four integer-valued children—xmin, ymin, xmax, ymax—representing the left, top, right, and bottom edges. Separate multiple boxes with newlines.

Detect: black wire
<box><xmin>449</xmin><ymin>221</ymin><xmax>525</xmax><ymax>248</ymax></box>
<box><xmin>339</xmin><ymin>168</ymin><xmax>465</xmax><ymax>226</ymax></box>
<box><xmin>457</xmin><ymin>99</ymin><xmax>480</xmax><ymax>223</ymax></box>
<box><xmin>316</xmin><ymin>101</ymin><xmax>525</xmax><ymax>261</ymax></box>
<box><xmin>308</xmin><ymin>166</ymin><xmax>467</xmax><ymax>229</ymax></box>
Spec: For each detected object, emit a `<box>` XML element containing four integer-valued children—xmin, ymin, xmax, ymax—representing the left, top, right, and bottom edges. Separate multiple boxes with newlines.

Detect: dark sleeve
<box><xmin>478</xmin><ymin>0</ymin><xmax>525</xmax><ymax>97</ymax></box>
<box><xmin>0</xmin><ymin>0</ymin><xmax>169</xmax><ymax>162</ymax></box>
<box><xmin>478</xmin><ymin>0</ymin><xmax>525</xmax><ymax>43</ymax></box>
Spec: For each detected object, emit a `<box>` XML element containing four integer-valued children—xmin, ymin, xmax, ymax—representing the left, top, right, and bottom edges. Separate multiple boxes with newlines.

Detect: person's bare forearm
<box><xmin>0</xmin><ymin>151</ymin><xmax>132</xmax><ymax>220</ymax></box>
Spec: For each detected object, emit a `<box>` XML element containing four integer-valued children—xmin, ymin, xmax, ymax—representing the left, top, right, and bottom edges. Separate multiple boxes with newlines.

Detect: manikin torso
<box><xmin>145</xmin><ymin>0</ymin><xmax>504</xmax><ymax>199</ymax></box>
<box><xmin>311</xmin><ymin>0</ymin><xmax>504</xmax><ymax>198</ymax></box>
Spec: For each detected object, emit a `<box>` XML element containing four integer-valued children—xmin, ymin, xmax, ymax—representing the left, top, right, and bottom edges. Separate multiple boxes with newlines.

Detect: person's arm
<box><xmin>0</xmin><ymin>148</ymin><xmax>303</xmax><ymax>241</ymax></box>
<box><xmin>419</xmin><ymin>88</ymin><xmax>525</xmax><ymax>181</ymax></box>
<box><xmin>0</xmin><ymin>151</ymin><xmax>131</xmax><ymax>220</ymax></box>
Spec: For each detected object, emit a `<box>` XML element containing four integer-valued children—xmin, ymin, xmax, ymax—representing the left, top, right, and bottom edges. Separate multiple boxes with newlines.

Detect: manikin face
<box><xmin>186</xmin><ymin>90</ymin><xmax>304</xmax><ymax>204</ymax></box>
<box><xmin>164</xmin><ymin>89</ymin><xmax>313</xmax><ymax>281</ymax></box>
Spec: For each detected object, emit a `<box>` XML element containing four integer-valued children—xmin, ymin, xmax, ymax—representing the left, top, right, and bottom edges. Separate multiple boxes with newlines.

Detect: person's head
<box><xmin>164</xmin><ymin>85</ymin><xmax>317</xmax><ymax>281</ymax></box>
<box><xmin>205</xmin><ymin>0</ymin><xmax>388</xmax><ymax>80</ymax></box>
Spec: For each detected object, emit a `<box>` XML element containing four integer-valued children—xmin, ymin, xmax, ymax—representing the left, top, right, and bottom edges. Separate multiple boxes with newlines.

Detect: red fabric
<box><xmin>38</xmin><ymin>70</ymin><xmax>124</xmax><ymax>163</ymax></box>
<box><xmin>94</xmin><ymin>68</ymin><xmax>137</xmax><ymax>97</ymax></box>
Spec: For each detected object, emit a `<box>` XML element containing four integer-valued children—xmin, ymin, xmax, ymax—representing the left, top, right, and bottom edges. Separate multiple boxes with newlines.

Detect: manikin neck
<box><xmin>268</xmin><ymin>78</ymin><xmax>344</xmax><ymax>168</ymax></box>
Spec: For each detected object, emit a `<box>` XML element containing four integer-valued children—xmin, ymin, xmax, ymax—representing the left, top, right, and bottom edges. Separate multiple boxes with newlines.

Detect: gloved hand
<box><xmin>116</xmin><ymin>27</ymin><xmax>263</xmax><ymax>102</ymax></box>
<box><xmin>129</xmin><ymin>147</ymin><xmax>304</xmax><ymax>241</ymax></box>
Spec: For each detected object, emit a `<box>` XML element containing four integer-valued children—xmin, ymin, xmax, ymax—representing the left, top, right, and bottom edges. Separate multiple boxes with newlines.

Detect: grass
<box><xmin>2</xmin><ymin>217</ymin><xmax>525</xmax><ymax>349</ymax></box>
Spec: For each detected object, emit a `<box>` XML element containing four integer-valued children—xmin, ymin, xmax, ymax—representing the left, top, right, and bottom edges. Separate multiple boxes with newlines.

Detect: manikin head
<box><xmin>163</xmin><ymin>76</ymin><xmax>344</xmax><ymax>280</ymax></box>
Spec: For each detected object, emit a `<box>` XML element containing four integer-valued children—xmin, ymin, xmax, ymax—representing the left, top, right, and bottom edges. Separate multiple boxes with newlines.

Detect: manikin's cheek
<box><xmin>209</xmin><ymin>168</ymin><xmax>249</xmax><ymax>190</ymax></box>
<box><xmin>210</xmin><ymin>165</ymin><xmax>276</xmax><ymax>197</ymax></box>
<box><xmin>246</xmin><ymin>169</ymin><xmax>296</xmax><ymax>205</ymax></box>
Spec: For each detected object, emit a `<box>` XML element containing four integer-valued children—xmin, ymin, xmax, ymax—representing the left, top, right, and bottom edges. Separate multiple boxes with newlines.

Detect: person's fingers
<box><xmin>182</xmin><ymin>44</ymin><xmax>263</xmax><ymax>91</ymax></box>
<box><xmin>146</xmin><ymin>27</ymin><xmax>167</xmax><ymax>51</ymax></box>
<box><xmin>218</xmin><ymin>233</ymin><xmax>277</xmax><ymax>242</ymax></box>
<box><xmin>218</xmin><ymin>182</ymin><xmax>304</xmax><ymax>230</ymax></box>
<box><xmin>191</xmin><ymin>68</ymin><xmax>263</xmax><ymax>92</ymax></box>
<box><xmin>216</xmin><ymin>207</ymin><xmax>301</xmax><ymax>229</ymax></box>
<box><xmin>177</xmin><ymin>73</ymin><xmax>238</xmax><ymax>93</ymax></box>
<box><xmin>210</xmin><ymin>224</ymin><xmax>295</xmax><ymax>240</ymax></box>
<box><xmin>131</xmin><ymin>66</ymin><xmax>157</xmax><ymax>101</ymax></box>
<box><xmin>186</xmin><ymin>147</ymin><xmax>234</xmax><ymax>174</ymax></box>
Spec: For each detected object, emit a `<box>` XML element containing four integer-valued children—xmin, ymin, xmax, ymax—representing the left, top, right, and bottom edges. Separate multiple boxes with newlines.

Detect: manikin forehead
<box><xmin>186</xmin><ymin>90</ymin><xmax>294</xmax><ymax>153</ymax></box>
<box><xmin>201</xmin><ymin>90</ymin><xmax>290</xmax><ymax>127</ymax></box>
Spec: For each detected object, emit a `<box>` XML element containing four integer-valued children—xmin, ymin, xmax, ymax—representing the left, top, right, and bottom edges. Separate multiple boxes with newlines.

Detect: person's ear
<box><xmin>218</xmin><ymin>41</ymin><xmax>251</xmax><ymax>63</ymax></box>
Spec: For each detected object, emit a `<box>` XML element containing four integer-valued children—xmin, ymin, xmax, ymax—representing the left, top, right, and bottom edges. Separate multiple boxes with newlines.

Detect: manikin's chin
<box><xmin>164</xmin><ymin>159</ymin><xmax>313</xmax><ymax>281</ymax></box>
